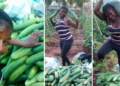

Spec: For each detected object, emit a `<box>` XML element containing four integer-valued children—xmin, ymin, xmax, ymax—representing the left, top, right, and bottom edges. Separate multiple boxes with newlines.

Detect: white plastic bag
<box><xmin>4</xmin><ymin>0</ymin><xmax>26</xmax><ymax>18</ymax></box>
<box><xmin>45</xmin><ymin>57</ymin><xmax>61</xmax><ymax>69</ymax></box>
<box><xmin>104</xmin><ymin>0</ymin><xmax>120</xmax><ymax>16</ymax></box>
<box><xmin>31</xmin><ymin>0</ymin><xmax>44</xmax><ymax>17</ymax></box>
<box><xmin>114</xmin><ymin>64</ymin><xmax>119</xmax><ymax>74</ymax></box>
<box><xmin>16</xmin><ymin>0</ymin><xmax>32</xmax><ymax>19</ymax></box>
<box><xmin>72</xmin><ymin>52</ymin><xmax>85</xmax><ymax>64</ymax></box>
<box><xmin>4</xmin><ymin>0</ymin><xmax>44</xmax><ymax>19</ymax></box>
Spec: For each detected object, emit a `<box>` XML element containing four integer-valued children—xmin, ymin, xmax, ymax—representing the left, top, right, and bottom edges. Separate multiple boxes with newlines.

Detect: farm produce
<box><xmin>49</xmin><ymin>9</ymin><xmax>60</xmax><ymax>19</ymax></box>
<box><xmin>0</xmin><ymin>13</ymin><xmax>44</xmax><ymax>86</ymax></box>
<box><xmin>96</xmin><ymin>72</ymin><xmax>120</xmax><ymax>86</ymax></box>
<box><xmin>45</xmin><ymin>65</ymin><xmax>92</xmax><ymax>86</ymax></box>
<box><xmin>69</xmin><ymin>10</ymin><xmax>78</xmax><ymax>20</ymax></box>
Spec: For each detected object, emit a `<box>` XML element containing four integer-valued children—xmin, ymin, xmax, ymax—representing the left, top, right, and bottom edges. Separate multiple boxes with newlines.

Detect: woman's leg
<box><xmin>60</xmin><ymin>40</ymin><xmax>65</xmax><ymax>66</ymax></box>
<box><xmin>98</xmin><ymin>39</ymin><xmax>113</xmax><ymax>60</ymax></box>
<box><xmin>61</xmin><ymin>37</ymin><xmax>73</xmax><ymax>66</ymax></box>
<box><xmin>113</xmin><ymin>44</ymin><xmax>120</xmax><ymax>66</ymax></box>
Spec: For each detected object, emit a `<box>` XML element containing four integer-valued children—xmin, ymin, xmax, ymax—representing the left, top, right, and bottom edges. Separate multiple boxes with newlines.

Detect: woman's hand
<box><xmin>49</xmin><ymin>17</ymin><xmax>52</xmax><ymax>21</ymax></box>
<box><xmin>76</xmin><ymin>15</ymin><xmax>80</xmax><ymax>22</ymax></box>
<box><xmin>9</xmin><ymin>31</ymin><xmax>43</xmax><ymax>48</ymax></box>
<box><xmin>25</xmin><ymin>30</ymin><xmax>43</xmax><ymax>48</ymax></box>
<box><xmin>93</xmin><ymin>0</ymin><xmax>106</xmax><ymax>21</ymax></box>
<box><xmin>49</xmin><ymin>17</ymin><xmax>56</xmax><ymax>26</ymax></box>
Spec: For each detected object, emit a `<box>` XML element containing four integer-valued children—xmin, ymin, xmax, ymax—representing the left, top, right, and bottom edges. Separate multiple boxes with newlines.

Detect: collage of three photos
<box><xmin>0</xmin><ymin>0</ymin><xmax>120</xmax><ymax>86</ymax></box>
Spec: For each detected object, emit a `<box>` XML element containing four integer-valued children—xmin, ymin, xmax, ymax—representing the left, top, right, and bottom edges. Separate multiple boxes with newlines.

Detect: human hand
<box><xmin>49</xmin><ymin>17</ymin><xmax>52</xmax><ymax>21</ymax></box>
<box><xmin>25</xmin><ymin>30</ymin><xmax>43</xmax><ymax>48</ymax></box>
<box><xmin>76</xmin><ymin>15</ymin><xmax>80</xmax><ymax>22</ymax></box>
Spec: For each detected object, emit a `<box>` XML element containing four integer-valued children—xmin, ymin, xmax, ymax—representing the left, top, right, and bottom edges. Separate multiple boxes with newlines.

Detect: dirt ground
<box><xmin>45</xmin><ymin>27</ymin><xmax>91</xmax><ymax>66</ymax></box>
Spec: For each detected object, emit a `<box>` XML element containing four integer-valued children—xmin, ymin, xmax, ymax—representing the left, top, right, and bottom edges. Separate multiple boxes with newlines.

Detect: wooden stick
<box><xmin>83</xmin><ymin>15</ymin><xmax>89</xmax><ymax>36</ymax></box>
<box><xmin>93</xmin><ymin>13</ymin><xmax>103</xmax><ymax>35</ymax></box>
<box><xmin>81</xmin><ymin>33</ymin><xmax>91</xmax><ymax>48</ymax></box>
<box><xmin>45</xmin><ymin>19</ymin><xmax>52</xmax><ymax>37</ymax></box>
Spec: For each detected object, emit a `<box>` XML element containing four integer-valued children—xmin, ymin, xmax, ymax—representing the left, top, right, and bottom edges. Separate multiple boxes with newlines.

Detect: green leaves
<box><xmin>96</xmin><ymin>78</ymin><xmax>101</xmax><ymax>84</ymax></box>
<box><xmin>46</xmin><ymin>0</ymin><xmax>52</xmax><ymax>6</ymax></box>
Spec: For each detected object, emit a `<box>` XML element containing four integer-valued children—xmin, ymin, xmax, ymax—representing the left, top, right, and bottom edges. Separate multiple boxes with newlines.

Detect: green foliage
<box><xmin>45</xmin><ymin>0</ymin><xmax>91</xmax><ymax>7</ymax></box>
<box><xmin>83</xmin><ymin>14</ymin><xmax>92</xmax><ymax>49</ymax></box>
<box><xmin>45</xmin><ymin>37</ymin><xmax>53</xmax><ymax>45</ymax></box>
<box><xmin>46</xmin><ymin>0</ymin><xmax>52</xmax><ymax>6</ymax></box>
<box><xmin>74</xmin><ymin>0</ymin><xmax>90</xmax><ymax>8</ymax></box>
<box><xmin>94</xmin><ymin>59</ymin><xmax>112</xmax><ymax>72</ymax></box>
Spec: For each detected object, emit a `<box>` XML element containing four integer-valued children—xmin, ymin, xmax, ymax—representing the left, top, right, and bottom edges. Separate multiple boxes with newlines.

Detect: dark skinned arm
<box><xmin>93</xmin><ymin>0</ymin><xmax>107</xmax><ymax>21</ymax></box>
<box><xmin>68</xmin><ymin>17</ymin><xmax>79</xmax><ymax>28</ymax></box>
<box><xmin>49</xmin><ymin>18</ymin><xmax>56</xmax><ymax>26</ymax></box>
<box><xmin>9</xmin><ymin>31</ymin><xmax>43</xmax><ymax>48</ymax></box>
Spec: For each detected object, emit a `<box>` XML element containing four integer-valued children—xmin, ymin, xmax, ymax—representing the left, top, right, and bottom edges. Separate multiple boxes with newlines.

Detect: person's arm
<box><xmin>9</xmin><ymin>31</ymin><xmax>43</xmax><ymax>48</ymax></box>
<box><xmin>93</xmin><ymin>0</ymin><xmax>106</xmax><ymax>21</ymax></box>
<box><xmin>49</xmin><ymin>18</ymin><xmax>56</xmax><ymax>26</ymax></box>
<box><xmin>68</xmin><ymin>17</ymin><xmax>79</xmax><ymax>28</ymax></box>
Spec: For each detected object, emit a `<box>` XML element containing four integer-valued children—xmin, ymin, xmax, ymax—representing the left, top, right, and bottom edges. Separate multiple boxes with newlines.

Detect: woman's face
<box><xmin>0</xmin><ymin>25</ymin><xmax>12</xmax><ymax>56</ymax></box>
<box><xmin>105</xmin><ymin>9</ymin><xmax>117</xmax><ymax>21</ymax></box>
<box><xmin>59</xmin><ymin>9</ymin><xmax>67</xmax><ymax>18</ymax></box>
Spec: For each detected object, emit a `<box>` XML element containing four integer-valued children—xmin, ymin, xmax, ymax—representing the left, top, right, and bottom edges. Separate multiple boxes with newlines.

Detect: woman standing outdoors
<box><xmin>94</xmin><ymin>0</ymin><xmax>120</xmax><ymax>72</ymax></box>
<box><xmin>49</xmin><ymin>6</ymin><xmax>79</xmax><ymax>66</ymax></box>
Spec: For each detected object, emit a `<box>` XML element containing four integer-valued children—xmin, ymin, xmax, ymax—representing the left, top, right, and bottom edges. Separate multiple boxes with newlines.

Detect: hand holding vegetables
<box><xmin>25</xmin><ymin>30</ymin><xmax>43</xmax><ymax>47</ymax></box>
<box><xmin>9</xmin><ymin>31</ymin><xmax>43</xmax><ymax>48</ymax></box>
<box><xmin>49</xmin><ymin>9</ymin><xmax>60</xmax><ymax>19</ymax></box>
<box><xmin>76</xmin><ymin>15</ymin><xmax>80</xmax><ymax>22</ymax></box>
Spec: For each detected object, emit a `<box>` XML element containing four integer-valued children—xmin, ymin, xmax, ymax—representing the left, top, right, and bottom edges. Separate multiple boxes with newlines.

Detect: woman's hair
<box><xmin>60</xmin><ymin>6</ymin><xmax>68</xmax><ymax>13</ymax></box>
<box><xmin>103</xmin><ymin>4</ymin><xmax>118</xmax><ymax>16</ymax></box>
<box><xmin>0</xmin><ymin>9</ymin><xmax>13</xmax><ymax>30</ymax></box>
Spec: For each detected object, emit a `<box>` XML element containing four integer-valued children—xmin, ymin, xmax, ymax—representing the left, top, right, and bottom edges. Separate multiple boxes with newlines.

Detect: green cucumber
<box><xmin>60</xmin><ymin>68</ymin><xmax>70</xmax><ymax>82</ymax></box>
<box><xmin>0</xmin><ymin>2</ymin><xmax>8</xmax><ymax>9</ymax></box>
<box><xmin>45</xmin><ymin>75</ymin><xmax>54</xmax><ymax>82</ymax></box>
<box><xmin>77</xmin><ymin>83</ymin><xmax>83</xmax><ymax>86</ymax></box>
<box><xmin>48</xmin><ymin>69</ymin><xmax>55</xmax><ymax>75</ymax></box>
<box><xmin>20</xmin><ymin>34</ymin><xmax>31</xmax><ymax>41</ymax></box>
<box><xmin>113</xmin><ymin>74</ymin><xmax>120</xmax><ymax>81</ymax></box>
<box><xmin>3</xmin><ymin>56</ymin><xmax>27</xmax><ymax>79</ymax></box>
<box><xmin>9</xmin><ymin>64</ymin><xmax>32</xmax><ymax>82</ymax></box>
<box><xmin>70</xmin><ymin>69</ymin><xmax>81</xmax><ymax>77</ymax></box>
<box><xmin>28</xmin><ymin>66</ymin><xmax>38</xmax><ymax>79</ymax></box>
<box><xmin>79</xmin><ymin>74</ymin><xmax>90</xmax><ymax>79</ymax></box>
<box><xmin>11</xmin><ymin>32</ymin><xmax>18</xmax><ymax>38</ymax></box>
<box><xmin>45</xmin><ymin>68</ymin><xmax>52</xmax><ymax>76</ymax></box>
<box><xmin>35</xmin><ymin>61</ymin><xmax>44</xmax><ymax>70</ymax></box>
<box><xmin>37</xmin><ymin>71</ymin><xmax>44</xmax><ymax>82</ymax></box>
<box><xmin>11</xmin><ymin>47</ymin><xmax>32</xmax><ymax>59</ymax></box>
<box><xmin>51</xmin><ymin>79</ymin><xmax>57</xmax><ymax>86</ymax></box>
<box><xmin>13</xmin><ymin>18</ymin><xmax>41</xmax><ymax>31</ymax></box>
<box><xmin>39</xmin><ymin>36</ymin><xmax>44</xmax><ymax>42</ymax></box>
<box><xmin>68</xmin><ymin>73</ymin><xmax>81</xmax><ymax>82</ymax></box>
<box><xmin>49</xmin><ymin>9</ymin><xmax>60</xmax><ymax>19</ymax></box>
<box><xmin>60</xmin><ymin>80</ymin><xmax>68</xmax><ymax>86</ymax></box>
<box><xmin>73</xmin><ymin>79</ymin><xmax>86</xmax><ymax>83</ymax></box>
<box><xmin>32</xmin><ymin>43</ymin><xmax>44</xmax><ymax>53</ymax></box>
<box><xmin>84</xmin><ymin>76</ymin><xmax>92</xmax><ymax>84</ymax></box>
<box><xmin>25</xmin><ymin>72</ymin><xmax>43</xmax><ymax>86</ymax></box>
<box><xmin>18</xmin><ymin>23</ymin><xmax>44</xmax><ymax>38</ymax></box>
<box><xmin>26</xmin><ymin>51</ymin><xmax>44</xmax><ymax>64</ymax></box>
<box><xmin>29</xmin><ymin>82</ymin><xmax>44</xmax><ymax>86</ymax></box>
<box><xmin>69</xmin><ymin>10</ymin><xmax>78</xmax><ymax>20</ymax></box>
<box><xmin>0</xmin><ymin>55</ymin><xmax>9</xmax><ymax>64</ymax></box>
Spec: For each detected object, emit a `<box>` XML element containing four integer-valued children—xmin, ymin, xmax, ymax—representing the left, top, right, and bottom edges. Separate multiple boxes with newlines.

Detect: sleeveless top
<box><xmin>55</xmin><ymin>18</ymin><xmax>72</xmax><ymax>40</ymax></box>
<box><xmin>109</xmin><ymin>22</ymin><xmax>120</xmax><ymax>45</ymax></box>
